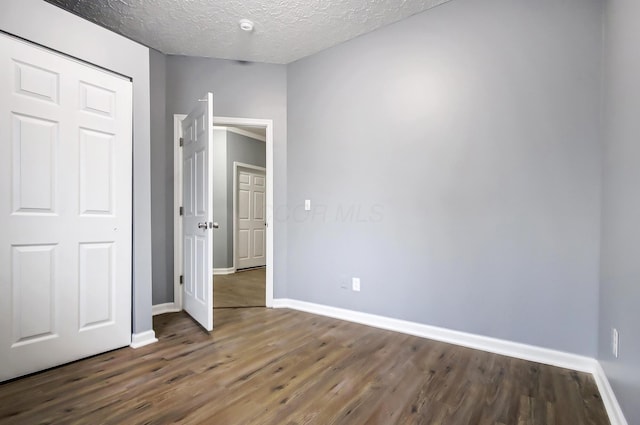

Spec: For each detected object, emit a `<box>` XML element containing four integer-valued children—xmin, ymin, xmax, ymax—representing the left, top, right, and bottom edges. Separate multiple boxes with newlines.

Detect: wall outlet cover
<box><xmin>352</xmin><ymin>277</ymin><xmax>361</xmax><ymax>292</ymax></box>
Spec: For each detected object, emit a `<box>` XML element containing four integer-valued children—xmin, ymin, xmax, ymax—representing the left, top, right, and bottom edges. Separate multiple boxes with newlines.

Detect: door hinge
<box><xmin>179</xmin><ymin>137</ymin><xmax>184</xmax><ymax>147</ymax></box>
<box><xmin>179</xmin><ymin>206</ymin><xmax>184</xmax><ymax>216</ymax></box>
<box><xmin>179</xmin><ymin>275</ymin><xmax>184</xmax><ymax>285</ymax></box>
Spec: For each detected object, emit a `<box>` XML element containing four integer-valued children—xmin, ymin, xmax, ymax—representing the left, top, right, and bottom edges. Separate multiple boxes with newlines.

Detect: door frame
<box><xmin>233</xmin><ymin>162</ymin><xmax>267</xmax><ymax>272</ymax></box>
<box><xmin>173</xmin><ymin>114</ymin><xmax>274</xmax><ymax>310</ymax></box>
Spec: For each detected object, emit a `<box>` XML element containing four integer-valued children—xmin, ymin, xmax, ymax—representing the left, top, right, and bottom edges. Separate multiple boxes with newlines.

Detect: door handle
<box><xmin>198</xmin><ymin>222</ymin><xmax>220</xmax><ymax>230</ymax></box>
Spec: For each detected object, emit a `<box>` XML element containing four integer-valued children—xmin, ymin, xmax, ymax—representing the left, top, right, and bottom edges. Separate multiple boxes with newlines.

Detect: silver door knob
<box><xmin>211</xmin><ymin>222</ymin><xmax>220</xmax><ymax>229</ymax></box>
<box><xmin>198</xmin><ymin>222</ymin><xmax>208</xmax><ymax>229</ymax></box>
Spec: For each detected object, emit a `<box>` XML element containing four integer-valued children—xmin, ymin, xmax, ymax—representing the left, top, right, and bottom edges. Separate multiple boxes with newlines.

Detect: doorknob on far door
<box><xmin>211</xmin><ymin>222</ymin><xmax>220</xmax><ymax>229</ymax></box>
<box><xmin>197</xmin><ymin>222</ymin><xmax>208</xmax><ymax>229</ymax></box>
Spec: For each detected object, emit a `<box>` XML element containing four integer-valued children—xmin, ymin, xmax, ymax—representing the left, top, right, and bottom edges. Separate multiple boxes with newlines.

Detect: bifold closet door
<box><xmin>0</xmin><ymin>33</ymin><xmax>133</xmax><ymax>382</ymax></box>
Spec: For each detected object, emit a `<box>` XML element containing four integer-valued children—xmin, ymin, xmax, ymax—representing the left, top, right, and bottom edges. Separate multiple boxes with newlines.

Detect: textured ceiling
<box><xmin>46</xmin><ymin>0</ymin><xmax>451</xmax><ymax>64</ymax></box>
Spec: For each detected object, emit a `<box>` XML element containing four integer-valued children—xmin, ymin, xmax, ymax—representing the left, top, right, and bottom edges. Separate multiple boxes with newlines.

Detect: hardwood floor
<box><xmin>0</xmin><ymin>308</ymin><xmax>609</xmax><ymax>425</ymax></box>
<box><xmin>214</xmin><ymin>268</ymin><xmax>265</xmax><ymax>308</ymax></box>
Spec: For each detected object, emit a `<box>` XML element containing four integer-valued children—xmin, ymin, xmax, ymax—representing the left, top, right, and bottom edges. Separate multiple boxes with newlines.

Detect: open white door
<box><xmin>181</xmin><ymin>93</ymin><xmax>214</xmax><ymax>331</ymax></box>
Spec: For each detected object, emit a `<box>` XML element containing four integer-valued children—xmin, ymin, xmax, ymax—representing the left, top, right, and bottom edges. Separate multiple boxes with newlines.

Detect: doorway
<box><xmin>235</xmin><ymin>164</ymin><xmax>267</xmax><ymax>271</ymax></box>
<box><xmin>173</xmin><ymin>115</ymin><xmax>274</xmax><ymax>313</ymax></box>
<box><xmin>213</xmin><ymin>127</ymin><xmax>267</xmax><ymax>309</ymax></box>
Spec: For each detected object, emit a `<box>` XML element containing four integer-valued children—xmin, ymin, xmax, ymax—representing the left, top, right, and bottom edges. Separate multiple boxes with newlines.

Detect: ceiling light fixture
<box><xmin>239</xmin><ymin>19</ymin><xmax>254</xmax><ymax>32</ymax></box>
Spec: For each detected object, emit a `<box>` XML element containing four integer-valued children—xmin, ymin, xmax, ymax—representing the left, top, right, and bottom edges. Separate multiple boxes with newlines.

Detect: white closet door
<box><xmin>0</xmin><ymin>34</ymin><xmax>133</xmax><ymax>382</ymax></box>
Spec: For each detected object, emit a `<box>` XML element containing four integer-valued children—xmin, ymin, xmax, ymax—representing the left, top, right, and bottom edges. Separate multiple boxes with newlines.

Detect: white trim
<box><xmin>214</xmin><ymin>125</ymin><xmax>266</xmax><ymax>142</ymax></box>
<box><xmin>233</xmin><ymin>162</ymin><xmax>267</xmax><ymax>272</ymax></box>
<box><xmin>593</xmin><ymin>362</ymin><xmax>630</xmax><ymax>425</ymax></box>
<box><xmin>272</xmin><ymin>299</ymin><xmax>596</xmax><ymax>373</ymax></box>
<box><xmin>152</xmin><ymin>302</ymin><xmax>180</xmax><ymax>316</ymax></box>
<box><xmin>173</xmin><ymin>114</ymin><xmax>187</xmax><ymax>312</ymax></box>
<box><xmin>130</xmin><ymin>330</ymin><xmax>158</xmax><ymax>349</ymax></box>
<box><xmin>213</xmin><ymin>267</ymin><xmax>236</xmax><ymax>275</ymax></box>
<box><xmin>174</xmin><ymin>115</ymin><xmax>275</xmax><ymax>310</ymax></box>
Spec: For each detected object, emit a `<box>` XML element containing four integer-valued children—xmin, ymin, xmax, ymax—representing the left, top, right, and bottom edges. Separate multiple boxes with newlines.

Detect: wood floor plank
<box><xmin>214</xmin><ymin>268</ymin><xmax>265</xmax><ymax>308</ymax></box>
<box><xmin>517</xmin><ymin>395</ymin><xmax>555</xmax><ymax>425</ymax></box>
<box><xmin>0</xmin><ymin>308</ymin><xmax>610</xmax><ymax>425</ymax></box>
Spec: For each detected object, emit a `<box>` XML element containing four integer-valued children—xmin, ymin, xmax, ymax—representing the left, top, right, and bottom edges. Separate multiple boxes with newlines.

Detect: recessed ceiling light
<box><xmin>239</xmin><ymin>19</ymin><xmax>254</xmax><ymax>32</ymax></box>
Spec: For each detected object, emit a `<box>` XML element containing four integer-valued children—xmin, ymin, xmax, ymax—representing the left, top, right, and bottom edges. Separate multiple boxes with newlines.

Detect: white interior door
<box><xmin>182</xmin><ymin>93</ymin><xmax>214</xmax><ymax>331</ymax></box>
<box><xmin>0</xmin><ymin>34</ymin><xmax>132</xmax><ymax>381</ymax></box>
<box><xmin>237</xmin><ymin>168</ymin><xmax>266</xmax><ymax>270</ymax></box>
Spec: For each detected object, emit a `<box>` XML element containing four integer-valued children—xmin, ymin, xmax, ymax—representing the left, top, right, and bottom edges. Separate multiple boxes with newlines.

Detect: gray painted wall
<box><xmin>212</xmin><ymin>129</ymin><xmax>229</xmax><ymax>269</ymax></box>
<box><xmin>599</xmin><ymin>0</ymin><xmax>640</xmax><ymax>422</ymax></box>
<box><xmin>226</xmin><ymin>130</ymin><xmax>267</xmax><ymax>268</ymax></box>
<box><xmin>2</xmin><ymin>0</ymin><xmax>153</xmax><ymax>334</ymax></box>
<box><xmin>157</xmin><ymin>55</ymin><xmax>287</xmax><ymax>303</ymax></box>
<box><xmin>150</xmin><ymin>49</ymin><xmax>173</xmax><ymax>305</ymax></box>
<box><xmin>287</xmin><ymin>0</ymin><xmax>603</xmax><ymax>355</ymax></box>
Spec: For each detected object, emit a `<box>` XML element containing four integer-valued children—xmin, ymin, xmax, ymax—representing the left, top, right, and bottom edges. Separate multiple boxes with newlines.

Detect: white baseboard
<box><xmin>213</xmin><ymin>267</ymin><xmax>236</xmax><ymax>275</ymax></box>
<box><xmin>152</xmin><ymin>302</ymin><xmax>180</xmax><ymax>316</ymax></box>
<box><xmin>593</xmin><ymin>362</ymin><xmax>629</xmax><ymax>425</ymax></box>
<box><xmin>130</xmin><ymin>330</ymin><xmax>158</xmax><ymax>349</ymax></box>
<box><xmin>272</xmin><ymin>299</ymin><xmax>594</xmax><ymax>372</ymax></box>
<box><xmin>272</xmin><ymin>298</ymin><xmax>629</xmax><ymax>424</ymax></box>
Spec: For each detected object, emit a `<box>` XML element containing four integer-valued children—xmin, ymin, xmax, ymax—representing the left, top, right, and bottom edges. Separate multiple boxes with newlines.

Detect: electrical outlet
<box><xmin>304</xmin><ymin>199</ymin><xmax>311</xmax><ymax>211</ymax></box>
<box><xmin>612</xmin><ymin>328</ymin><xmax>619</xmax><ymax>358</ymax></box>
<box><xmin>352</xmin><ymin>277</ymin><xmax>360</xmax><ymax>292</ymax></box>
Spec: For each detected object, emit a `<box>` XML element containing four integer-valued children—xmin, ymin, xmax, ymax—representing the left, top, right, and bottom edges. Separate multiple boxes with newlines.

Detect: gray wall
<box><xmin>156</xmin><ymin>55</ymin><xmax>287</xmax><ymax>303</ymax></box>
<box><xmin>2</xmin><ymin>0</ymin><xmax>153</xmax><ymax>334</ymax></box>
<box><xmin>287</xmin><ymin>0</ymin><xmax>603</xmax><ymax>355</ymax></box>
<box><xmin>598</xmin><ymin>0</ymin><xmax>640</xmax><ymax>422</ymax></box>
<box><xmin>226</xmin><ymin>130</ymin><xmax>267</xmax><ymax>268</ymax></box>
<box><xmin>212</xmin><ymin>129</ymin><xmax>229</xmax><ymax>269</ymax></box>
<box><xmin>150</xmin><ymin>49</ymin><xmax>173</xmax><ymax>305</ymax></box>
